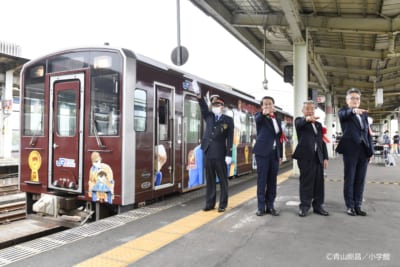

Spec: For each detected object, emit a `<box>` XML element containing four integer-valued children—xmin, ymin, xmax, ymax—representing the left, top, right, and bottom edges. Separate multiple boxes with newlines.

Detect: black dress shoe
<box><xmin>202</xmin><ymin>207</ymin><xmax>214</xmax><ymax>211</ymax></box>
<box><xmin>298</xmin><ymin>209</ymin><xmax>308</xmax><ymax>217</ymax></box>
<box><xmin>346</xmin><ymin>208</ymin><xmax>356</xmax><ymax>216</ymax></box>
<box><xmin>256</xmin><ymin>210</ymin><xmax>266</xmax><ymax>216</ymax></box>
<box><xmin>355</xmin><ymin>207</ymin><xmax>367</xmax><ymax>216</ymax></box>
<box><xmin>314</xmin><ymin>208</ymin><xmax>329</xmax><ymax>216</ymax></box>
<box><xmin>218</xmin><ymin>207</ymin><xmax>225</xmax><ymax>213</ymax></box>
<box><xmin>266</xmin><ymin>208</ymin><xmax>280</xmax><ymax>216</ymax></box>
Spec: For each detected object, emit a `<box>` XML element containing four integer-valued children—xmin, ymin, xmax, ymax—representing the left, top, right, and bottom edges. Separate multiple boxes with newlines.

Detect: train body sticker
<box><xmin>28</xmin><ymin>150</ymin><xmax>42</xmax><ymax>182</ymax></box>
<box><xmin>88</xmin><ymin>152</ymin><xmax>115</xmax><ymax>203</ymax></box>
<box><xmin>186</xmin><ymin>145</ymin><xmax>204</xmax><ymax>188</ymax></box>
<box><xmin>55</xmin><ymin>157</ymin><xmax>76</xmax><ymax>168</ymax></box>
<box><xmin>155</xmin><ymin>145</ymin><xmax>167</xmax><ymax>186</ymax></box>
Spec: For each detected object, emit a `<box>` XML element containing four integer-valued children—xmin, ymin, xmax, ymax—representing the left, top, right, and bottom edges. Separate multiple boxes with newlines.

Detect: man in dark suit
<box><xmin>336</xmin><ymin>88</ymin><xmax>373</xmax><ymax>216</ymax></box>
<box><xmin>253</xmin><ymin>96</ymin><xmax>283</xmax><ymax>216</ymax></box>
<box><xmin>197</xmin><ymin>91</ymin><xmax>234</xmax><ymax>213</ymax></box>
<box><xmin>292</xmin><ymin>101</ymin><xmax>329</xmax><ymax>217</ymax></box>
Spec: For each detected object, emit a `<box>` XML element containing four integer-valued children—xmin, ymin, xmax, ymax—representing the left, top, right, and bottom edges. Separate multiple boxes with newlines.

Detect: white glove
<box><xmin>225</xmin><ymin>156</ymin><xmax>232</xmax><ymax>165</ymax></box>
<box><xmin>192</xmin><ymin>80</ymin><xmax>200</xmax><ymax>95</ymax></box>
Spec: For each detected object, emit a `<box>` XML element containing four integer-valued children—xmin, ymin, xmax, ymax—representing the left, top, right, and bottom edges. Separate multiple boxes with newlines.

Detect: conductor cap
<box><xmin>346</xmin><ymin>88</ymin><xmax>361</xmax><ymax>95</ymax></box>
<box><xmin>211</xmin><ymin>96</ymin><xmax>225</xmax><ymax>106</ymax></box>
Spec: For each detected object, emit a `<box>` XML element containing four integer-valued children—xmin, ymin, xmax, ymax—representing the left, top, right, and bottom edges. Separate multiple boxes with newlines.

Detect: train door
<box><xmin>154</xmin><ymin>83</ymin><xmax>175</xmax><ymax>189</ymax></box>
<box><xmin>48</xmin><ymin>73</ymin><xmax>84</xmax><ymax>193</ymax></box>
<box><xmin>182</xmin><ymin>94</ymin><xmax>204</xmax><ymax>191</ymax></box>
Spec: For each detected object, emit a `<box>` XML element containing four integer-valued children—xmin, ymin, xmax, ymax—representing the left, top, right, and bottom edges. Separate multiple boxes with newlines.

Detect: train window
<box><xmin>244</xmin><ymin>112</ymin><xmax>252</xmax><ymax>143</ymax></box>
<box><xmin>240</xmin><ymin>111</ymin><xmax>249</xmax><ymax>143</ymax></box>
<box><xmin>158</xmin><ymin>98</ymin><xmax>169</xmax><ymax>141</ymax></box>
<box><xmin>56</xmin><ymin>89</ymin><xmax>77</xmax><ymax>136</ymax></box>
<box><xmin>184</xmin><ymin>99</ymin><xmax>201</xmax><ymax>143</ymax></box>
<box><xmin>134</xmin><ymin>89</ymin><xmax>147</xmax><ymax>131</ymax></box>
<box><xmin>23</xmin><ymin>84</ymin><xmax>45</xmax><ymax>136</ymax></box>
<box><xmin>49</xmin><ymin>52</ymin><xmax>87</xmax><ymax>73</ymax></box>
<box><xmin>90</xmin><ymin>75</ymin><xmax>120</xmax><ymax>136</ymax></box>
<box><xmin>23</xmin><ymin>63</ymin><xmax>46</xmax><ymax>136</ymax></box>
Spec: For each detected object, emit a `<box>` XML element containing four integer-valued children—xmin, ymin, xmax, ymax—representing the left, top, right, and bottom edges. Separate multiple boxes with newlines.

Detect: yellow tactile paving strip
<box><xmin>75</xmin><ymin>170</ymin><xmax>292</xmax><ymax>267</ymax></box>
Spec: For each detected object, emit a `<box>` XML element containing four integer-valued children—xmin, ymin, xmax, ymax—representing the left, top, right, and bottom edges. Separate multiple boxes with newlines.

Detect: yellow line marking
<box><xmin>74</xmin><ymin>170</ymin><xmax>292</xmax><ymax>267</ymax></box>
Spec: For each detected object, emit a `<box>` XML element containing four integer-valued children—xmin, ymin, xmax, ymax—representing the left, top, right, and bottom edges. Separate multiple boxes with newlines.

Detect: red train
<box><xmin>19</xmin><ymin>45</ymin><xmax>293</xmax><ymax>225</ymax></box>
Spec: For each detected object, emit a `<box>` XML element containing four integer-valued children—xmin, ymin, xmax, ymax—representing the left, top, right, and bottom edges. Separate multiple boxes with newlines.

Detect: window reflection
<box><xmin>56</xmin><ymin>89</ymin><xmax>76</xmax><ymax>136</ymax></box>
<box><xmin>23</xmin><ymin>84</ymin><xmax>45</xmax><ymax>136</ymax></box>
<box><xmin>158</xmin><ymin>98</ymin><xmax>169</xmax><ymax>141</ymax></box>
<box><xmin>90</xmin><ymin>75</ymin><xmax>120</xmax><ymax>136</ymax></box>
<box><xmin>184</xmin><ymin>99</ymin><xmax>201</xmax><ymax>143</ymax></box>
<box><xmin>134</xmin><ymin>89</ymin><xmax>147</xmax><ymax>131</ymax></box>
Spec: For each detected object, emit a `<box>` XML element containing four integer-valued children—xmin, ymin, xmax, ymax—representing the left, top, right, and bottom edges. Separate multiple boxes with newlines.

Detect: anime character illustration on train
<box><xmin>88</xmin><ymin>152</ymin><xmax>114</xmax><ymax>203</ymax></box>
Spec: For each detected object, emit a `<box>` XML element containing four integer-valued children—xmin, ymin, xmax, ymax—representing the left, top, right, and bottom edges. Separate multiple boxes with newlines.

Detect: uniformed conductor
<box><xmin>193</xmin><ymin>81</ymin><xmax>234</xmax><ymax>213</ymax></box>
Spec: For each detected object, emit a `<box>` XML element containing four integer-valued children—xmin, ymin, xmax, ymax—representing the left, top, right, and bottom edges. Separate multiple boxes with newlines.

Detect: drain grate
<box><xmin>15</xmin><ymin>238</ymin><xmax>62</xmax><ymax>253</ymax></box>
<box><xmin>0</xmin><ymin>246</ymin><xmax>38</xmax><ymax>263</ymax></box>
<box><xmin>107</xmin><ymin>214</ymin><xmax>138</xmax><ymax>224</ymax></box>
<box><xmin>68</xmin><ymin>219</ymin><xmax>123</xmax><ymax>237</ymax></box>
<box><xmin>43</xmin><ymin>231</ymin><xmax>84</xmax><ymax>244</ymax></box>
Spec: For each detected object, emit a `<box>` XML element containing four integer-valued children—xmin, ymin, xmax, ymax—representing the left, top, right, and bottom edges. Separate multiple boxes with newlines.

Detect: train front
<box><xmin>19</xmin><ymin>47</ymin><xmax>135</xmax><ymax>225</ymax></box>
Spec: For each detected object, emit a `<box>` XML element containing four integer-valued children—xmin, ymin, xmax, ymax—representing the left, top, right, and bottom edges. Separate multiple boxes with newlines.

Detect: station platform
<box><xmin>1</xmin><ymin>155</ymin><xmax>399</xmax><ymax>267</ymax></box>
<box><xmin>0</xmin><ymin>154</ymin><xmax>19</xmax><ymax>168</ymax></box>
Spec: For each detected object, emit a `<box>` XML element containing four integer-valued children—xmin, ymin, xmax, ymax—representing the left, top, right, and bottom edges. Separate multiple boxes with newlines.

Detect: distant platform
<box><xmin>0</xmin><ymin>157</ymin><xmax>19</xmax><ymax>167</ymax></box>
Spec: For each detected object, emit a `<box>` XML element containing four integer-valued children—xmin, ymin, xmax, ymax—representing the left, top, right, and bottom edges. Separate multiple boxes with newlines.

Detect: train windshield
<box><xmin>23</xmin><ymin>63</ymin><xmax>45</xmax><ymax>136</ymax></box>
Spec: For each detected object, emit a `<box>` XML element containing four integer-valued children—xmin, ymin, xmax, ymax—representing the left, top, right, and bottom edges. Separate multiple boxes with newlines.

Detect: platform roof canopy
<box><xmin>0</xmin><ymin>53</ymin><xmax>29</xmax><ymax>97</ymax></box>
<box><xmin>190</xmin><ymin>0</ymin><xmax>400</xmax><ymax>122</ymax></box>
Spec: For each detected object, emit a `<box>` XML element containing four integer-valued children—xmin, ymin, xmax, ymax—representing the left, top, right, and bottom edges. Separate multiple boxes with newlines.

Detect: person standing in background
<box><xmin>393</xmin><ymin>131</ymin><xmax>400</xmax><ymax>154</ymax></box>
<box><xmin>335</xmin><ymin>88</ymin><xmax>374</xmax><ymax>216</ymax></box>
<box><xmin>253</xmin><ymin>96</ymin><xmax>284</xmax><ymax>216</ymax></box>
<box><xmin>292</xmin><ymin>101</ymin><xmax>329</xmax><ymax>217</ymax></box>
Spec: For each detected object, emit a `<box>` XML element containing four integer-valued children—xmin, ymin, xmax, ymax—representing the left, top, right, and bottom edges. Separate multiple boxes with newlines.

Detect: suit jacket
<box><xmin>253</xmin><ymin>112</ymin><xmax>283</xmax><ymax>160</ymax></box>
<box><xmin>335</xmin><ymin>107</ymin><xmax>374</xmax><ymax>157</ymax></box>
<box><xmin>292</xmin><ymin>117</ymin><xmax>328</xmax><ymax>164</ymax></box>
<box><xmin>199</xmin><ymin>98</ymin><xmax>234</xmax><ymax>159</ymax></box>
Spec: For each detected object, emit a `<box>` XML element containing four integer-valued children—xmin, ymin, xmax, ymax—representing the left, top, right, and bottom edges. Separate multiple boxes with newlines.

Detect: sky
<box><xmin>1</xmin><ymin>0</ymin><xmax>293</xmax><ymax>114</ymax></box>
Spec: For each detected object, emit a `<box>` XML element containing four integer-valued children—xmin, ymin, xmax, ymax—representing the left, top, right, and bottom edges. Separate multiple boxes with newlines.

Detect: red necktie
<box><xmin>269</xmin><ymin>113</ymin><xmax>275</xmax><ymax>119</ymax></box>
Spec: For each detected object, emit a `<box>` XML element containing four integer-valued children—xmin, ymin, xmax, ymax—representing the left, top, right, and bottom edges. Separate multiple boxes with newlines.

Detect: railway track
<box><xmin>0</xmin><ymin>173</ymin><xmax>26</xmax><ymax>224</ymax></box>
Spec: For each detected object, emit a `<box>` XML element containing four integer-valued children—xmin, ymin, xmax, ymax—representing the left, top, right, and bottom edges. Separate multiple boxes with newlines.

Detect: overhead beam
<box><xmin>263</xmin><ymin>44</ymin><xmax>293</xmax><ymax>52</ymax></box>
<box><xmin>314</xmin><ymin>47</ymin><xmax>384</xmax><ymax>59</ymax></box>
<box><xmin>232</xmin><ymin>14</ymin><xmax>400</xmax><ymax>34</ymax></box>
<box><xmin>232</xmin><ymin>13</ymin><xmax>286</xmax><ymax>28</ymax></box>
<box><xmin>306</xmin><ymin>16</ymin><xmax>400</xmax><ymax>34</ymax></box>
<box><xmin>280</xmin><ymin>0</ymin><xmax>305</xmax><ymax>44</ymax></box>
<box><xmin>323</xmin><ymin>66</ymin><xmax>375</xmax><ymax>76</ymax></box>
<box><xmin>341</xmin><ymin>78</ymin><xmax>400</xmax><ymax>89</ymax></box>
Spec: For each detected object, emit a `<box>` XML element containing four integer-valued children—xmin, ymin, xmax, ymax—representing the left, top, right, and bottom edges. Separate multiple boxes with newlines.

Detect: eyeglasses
<box><xmin>349</xmin><ymin>97</ymin><xmax>360</xmax><ymax>101</ymax></box>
